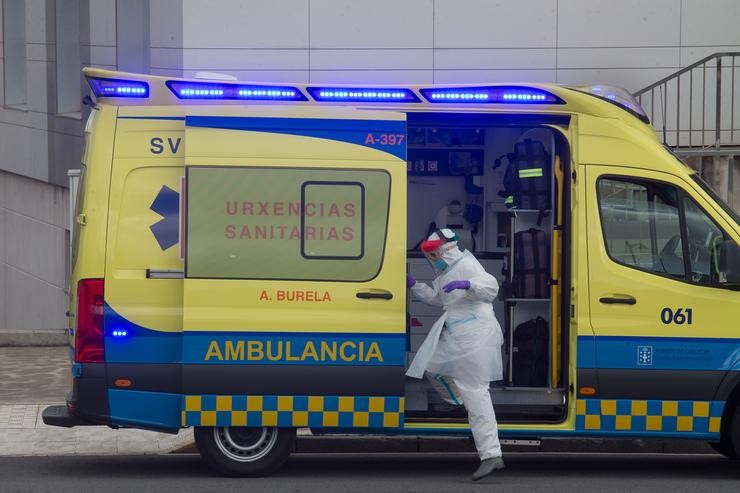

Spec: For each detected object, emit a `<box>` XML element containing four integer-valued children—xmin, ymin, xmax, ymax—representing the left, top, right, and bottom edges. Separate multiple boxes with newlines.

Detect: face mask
<box><xmin>431</xmin><ymin>258</ymin><xmax>448</xmax><ymax>271</ymax></box>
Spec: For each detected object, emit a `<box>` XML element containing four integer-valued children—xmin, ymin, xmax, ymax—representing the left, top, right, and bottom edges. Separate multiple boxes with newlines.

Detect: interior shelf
<box><xmin>505</xmin><ymin>298</ymin><xmax>551</xmax><ymax>302</ymax></box>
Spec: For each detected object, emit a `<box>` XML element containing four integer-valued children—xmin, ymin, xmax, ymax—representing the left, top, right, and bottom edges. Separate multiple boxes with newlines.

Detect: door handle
<box><xmin>356</xmin><ymin>290</ymin><xmax>393</xmax><ymax>300</ymax></box>
<box><xmin>599</xmin><ymin>295</ymin><xmax>636</xmax><ymax>305</ymax></box>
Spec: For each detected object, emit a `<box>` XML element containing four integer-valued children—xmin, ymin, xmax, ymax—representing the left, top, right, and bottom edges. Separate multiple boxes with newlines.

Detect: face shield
<box><xmin>424</xmin><ymin>243</ymin><xmax>456</xmax><ymax>272</ymax></box>
<box><xmin>420</xmin><ymin>229</ymin><xmax>464</xmax><ymax>273</ymax></box>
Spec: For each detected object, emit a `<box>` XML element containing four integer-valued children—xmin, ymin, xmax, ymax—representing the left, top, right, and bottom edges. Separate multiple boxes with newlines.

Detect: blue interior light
<box><xmin>87</xmin><ymin>77</ymin><xmax>149</xmax><ymax>98</ymax></box>
<box><xmin>420</xmin><ymin>86</ymin><xmax>564</xmax><ymax>104</ymax></box>
<box><xmin>111</xmin><ymin>329</ymin><xmax>128</xmax><ymax>338</ymax></box>
<box><xmin>307</xmin><ymin>86</ymin><xmax>420</xmax><ymax>102</ymax></box>
<box><xmin>166</xmin><ymin>80</ymin><xmax>307</xmax><ymax>101</ymax></box>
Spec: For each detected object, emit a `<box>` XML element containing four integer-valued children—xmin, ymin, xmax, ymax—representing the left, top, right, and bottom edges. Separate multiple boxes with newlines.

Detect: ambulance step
<box><xmin>500</xmin><ymin>439</ymin><xmax>541</xmax><ymax>447</ymax></box>
<box><xmin>42</xmin><ymin>405</ymin><xmax>86</xmax><ymax>428</ymax></box>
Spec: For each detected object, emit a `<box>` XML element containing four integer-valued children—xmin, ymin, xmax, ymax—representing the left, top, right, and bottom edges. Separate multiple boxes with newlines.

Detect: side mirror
<box><xmin>719</xmin><ymin>241</ymin><xmax>740</xmax><ymax>285</ymax></box>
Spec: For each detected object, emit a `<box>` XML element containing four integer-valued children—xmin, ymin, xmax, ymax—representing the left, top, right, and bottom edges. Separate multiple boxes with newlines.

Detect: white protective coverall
<box><xmin>406</xmin><ymin>246</ymin><xmax>504</xmax><ymax>460</ymax></box>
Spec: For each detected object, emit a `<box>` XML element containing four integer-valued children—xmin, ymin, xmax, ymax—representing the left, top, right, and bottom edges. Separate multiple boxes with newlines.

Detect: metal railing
<box><xmin>633</xmin><ymin>52</ymin><xmax>740</xmax><ymax>154</ymax></box>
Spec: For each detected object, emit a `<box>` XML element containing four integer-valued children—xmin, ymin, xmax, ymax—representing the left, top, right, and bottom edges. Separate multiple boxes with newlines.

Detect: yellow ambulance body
<box><xmin>43</xmin><ymin>68</ymin><xmax>740</xmax><ymax>476</ymax></box>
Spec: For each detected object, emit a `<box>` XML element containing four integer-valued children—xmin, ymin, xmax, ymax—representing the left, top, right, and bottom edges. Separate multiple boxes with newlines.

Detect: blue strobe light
<box><xmin>306</xmin><ymin>86</ymin><xmax>421</xmax><ymax>102</ymax></box>
<box><xmin>87</xmin><ymin>77</ymin><xmax>149</xmax><ymax>98</ymax></box>
<box><xmin>420</xmin><ymin>86</ymin><xmax>564</xmax><ymax>104</ymax></box>
<box><xmin>166</xmin><ymin>81</ymin><xmax>307</xmax><ymax>101</ymax></box>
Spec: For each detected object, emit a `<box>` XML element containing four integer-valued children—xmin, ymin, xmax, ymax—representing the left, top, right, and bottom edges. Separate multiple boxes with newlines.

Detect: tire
<box><xmin>709</xmin><ymin>440</ymin><xmax>738</xmax><ymax>459</ymax></box>
<box><xmin>730</xmin><ymin>403</ymin><xmax>740</xmax><ymax>459</ymax></box>
<box><xmin>710</xmin><ymin>402</ymin><xmax>740</xmax><ymax>459</ymax></box>
<box><xmin>194</xmin><ymin>426</ymin><xmax>296</xmax><ymax>477</ymax></box>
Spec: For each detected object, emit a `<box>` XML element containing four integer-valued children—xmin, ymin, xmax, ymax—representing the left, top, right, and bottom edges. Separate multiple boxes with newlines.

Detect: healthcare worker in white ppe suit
<box><xmin>406</xmin><ymin>228</ymin><xmax>505</xmax><ymax>481</ymax></box>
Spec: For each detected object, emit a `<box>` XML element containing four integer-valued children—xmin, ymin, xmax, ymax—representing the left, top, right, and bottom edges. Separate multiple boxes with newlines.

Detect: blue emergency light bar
<box><xmin>87</xmin><ymin>77</ymin><xmax>149</xmax><ymax>98</ymax></box>
<box><xmin>166</xmin><ymin>80</ymin><xmax>307</xmax><ymax>101</ymax></box>
<box><xmin>307</xmin><ymin>86</ymin><xmax>421</xmax><ymax>103</ymax></box>
<box><xmin>420</xmin><ymin>86</ymin><xmax>564</xmax><ymax>104</ymax></box>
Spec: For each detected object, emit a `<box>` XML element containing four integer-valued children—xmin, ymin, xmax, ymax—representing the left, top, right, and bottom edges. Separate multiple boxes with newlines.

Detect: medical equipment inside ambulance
<box><xmin>405</xmin><ymin>122</ymin><xmax>566</xmax><ymax>422</ymax></box>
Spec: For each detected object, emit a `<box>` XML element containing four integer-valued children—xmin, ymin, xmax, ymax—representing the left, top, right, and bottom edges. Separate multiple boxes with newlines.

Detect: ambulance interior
<box><xmin>403</xmin><ymin>114</ymin><xmax>569</xmax><ymax>424</ymax></box>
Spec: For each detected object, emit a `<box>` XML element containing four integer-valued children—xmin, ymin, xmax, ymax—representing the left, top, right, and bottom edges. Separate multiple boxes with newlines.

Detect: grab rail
<box><xmin>633</xmin><ymin>52</ymin><xmax>740</xmax><ymax>151</ymax></box>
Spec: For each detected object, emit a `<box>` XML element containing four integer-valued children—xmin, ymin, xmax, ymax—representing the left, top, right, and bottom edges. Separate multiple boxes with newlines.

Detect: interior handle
<box><xmin>599</xmin><ymin>295</ymin><xmax>636</xmax><ymax>305</ymax></box>
<box><xmin>356</xmin><ymin>290</ymin><xmax>393</xmax><ymax>300</ymax></box>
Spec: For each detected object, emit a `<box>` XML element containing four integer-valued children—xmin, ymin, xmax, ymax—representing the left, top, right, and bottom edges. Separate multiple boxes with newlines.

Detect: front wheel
<box><xmin>709</xmin><ymin>440</ymin><xmax>738</xmax><ymax>459</ymax></box>
<box><xmin>194</xmin><ymin>426</ymin><xmax>296</xmax><ymax>477</ymax></box>
<box><xmin>730</xmin><ymin>402</ymin><xmax>740</xmax><ymax>459</ymax></box>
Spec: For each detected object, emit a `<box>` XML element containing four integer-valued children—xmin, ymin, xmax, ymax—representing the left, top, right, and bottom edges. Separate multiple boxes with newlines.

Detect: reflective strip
<box><xmin>434</xmin><ymin>374</ymin><xmax>461</xmax><ymax>406</ymax></box>
<box><xmin>504</xmin><ymin>195</ymin><xmax>514</xmax><ymax>205</ymax></box>
<box><xmin>518</xmin><ymin>168</ymin><xmax>543</xmax><ymax>178</ymax></box>
<box><xmin>576</xmin><ymin>398</ymin><xmax>723</xmax><ymax>434</ymax></box>
<box><xmin>182</xmin><ymin>394</ymin><xmax>404</xmax><ymax>428</ymax></box>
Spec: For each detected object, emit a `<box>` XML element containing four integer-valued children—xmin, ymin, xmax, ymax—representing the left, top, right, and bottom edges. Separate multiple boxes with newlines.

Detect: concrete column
<box><xmin>731</xmin><ymin>156</ymin><xmax>740</xmax><ymax>214</ymax></box>
<box><xmin>700</xmin><ymin>155</ymin><xmax>731</xmax><ymax>203</ymax></box>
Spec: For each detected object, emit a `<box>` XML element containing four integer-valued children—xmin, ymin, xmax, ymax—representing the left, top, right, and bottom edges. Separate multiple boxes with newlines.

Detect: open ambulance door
<box><xmin>180</xmin><ymin>110</ymin><xmax>408</xmax><ymax>431</ymax></box>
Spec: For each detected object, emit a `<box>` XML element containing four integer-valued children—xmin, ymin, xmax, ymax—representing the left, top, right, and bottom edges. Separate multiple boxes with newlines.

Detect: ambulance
<box><xmin>43</xmin><ymin>68</ymin><xmax>740</xmax><ymax>476</ymax></box>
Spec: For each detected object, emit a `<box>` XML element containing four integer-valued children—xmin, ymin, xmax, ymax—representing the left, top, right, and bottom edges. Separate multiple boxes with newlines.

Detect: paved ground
<box><xmin>1</xmin><ymin>453</ymin><xmax>739</xmax><ymax>493</ymax></box>
<box><xmin>0</xmin><ymin>347</ymin><xmax>193</xmax><ymax>456</ymax></box>
<box><xmin>0</xmin><ymin>347</ymin><xmax>70</xmax><ymax>403</ymax></box>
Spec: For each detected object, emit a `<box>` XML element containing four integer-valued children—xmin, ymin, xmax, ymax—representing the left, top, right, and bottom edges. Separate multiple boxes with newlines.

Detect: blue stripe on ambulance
<box><xmin>104</xmin><ymin>303</ymin><xmax>405</xmax><ymax>366</ymax></box>
<box><xmin>577</xmin><ymin>335</ymin><xmax>740</xmax><ymax>371</ymax></box>
<box><xmin>184</xmin><ymin>116</ymin><xmax>407</xmax><ymax>160</ymax></box>
<box><xmin>104</xmin><ymin>303</ymin><xmax>181</xmax><ymax>364</ymax></box>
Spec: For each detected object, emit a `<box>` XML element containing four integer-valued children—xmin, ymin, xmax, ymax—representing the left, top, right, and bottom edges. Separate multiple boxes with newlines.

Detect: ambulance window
<box><xmin>301</xmin><ymin>182</ymin><xmax>364</xmax><ymax>259</ymax></box>
<box><xmin>598</xmin><ymin>178</ymin><xmax>685</xmax><ymax>278</ymax></box>
<box><xmin>682</xmin><ymin>197</ymin><xmax>728</xmax><ymax>285</ymax></box>
<box><xmin>186</xmin><ymin>166</ymin><xmax>390</xmax><ymax>281</ymax></box>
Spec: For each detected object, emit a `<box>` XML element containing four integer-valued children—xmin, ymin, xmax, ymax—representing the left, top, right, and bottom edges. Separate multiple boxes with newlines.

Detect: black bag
<box><xmin>513</xmin><ymin>228</ymin><xmax>550</xmax><ymax>298</ymax></box>
<box><xmin>501</xmin><ymin>139</ymin><xmax>551</xmax><ymax>210</ymax></box>
<box><xmin>512</xmin><ymin>317</ymin><xmax>549</xmax><ymax>387</ymax></box>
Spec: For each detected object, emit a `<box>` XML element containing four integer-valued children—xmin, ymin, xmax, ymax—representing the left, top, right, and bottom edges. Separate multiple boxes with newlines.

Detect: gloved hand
<box><xmin>442</xmin><ymin>280</ymin><xmax>471</xmax><ymax>293</ymax></box>
<box><xmin>407</xmin><ymin>273</ymin><xmax>417</xmax><ymax>288</ymax></box>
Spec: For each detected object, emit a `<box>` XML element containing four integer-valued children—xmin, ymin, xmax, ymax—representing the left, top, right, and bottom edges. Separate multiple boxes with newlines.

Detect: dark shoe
<box><xmin>471</xmin><ymin>456</ymin><xmax>505</xmax><ymax>481</ymax></box>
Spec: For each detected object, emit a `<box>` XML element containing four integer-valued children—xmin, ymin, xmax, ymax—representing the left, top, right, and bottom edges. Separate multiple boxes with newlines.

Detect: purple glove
<box><xmin>407</xmin><ymin>273</ymin><xmax>417</xmax><ymax>288</ymax></box>
<box><xmin>442</xmin><ymin>280</ymin><xmax>470</xmax><ymax>293</ymax></box>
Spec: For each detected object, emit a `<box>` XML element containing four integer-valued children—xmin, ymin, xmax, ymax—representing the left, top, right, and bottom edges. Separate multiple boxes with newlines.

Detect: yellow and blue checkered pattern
<box><xmin>182</xmin><ymin>395</ymin><xmax>404</xmax><ymax>428</ymax></box>
<box><xmin>576</xmin><ymin>399</ymin><xmax>724</xmax><ymax>435</ymax></box>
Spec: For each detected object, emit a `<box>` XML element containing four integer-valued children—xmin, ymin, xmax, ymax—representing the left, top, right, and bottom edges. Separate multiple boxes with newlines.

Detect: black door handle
<box><xmin>599</xmin><ymin>296</ymin><xmax>636</xmax><ymax>305</ymax></box>
<box><xmin>356</xmin><ymin>291</ymin><xmax>393</xmax><ymax>300</ymax></box>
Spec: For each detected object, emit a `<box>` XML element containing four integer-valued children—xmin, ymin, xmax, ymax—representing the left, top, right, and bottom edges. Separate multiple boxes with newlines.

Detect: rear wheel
<box><xmin>194</xmin><ymin>426</ymin><xmax>296</xmax><ymax>477</ymax></box>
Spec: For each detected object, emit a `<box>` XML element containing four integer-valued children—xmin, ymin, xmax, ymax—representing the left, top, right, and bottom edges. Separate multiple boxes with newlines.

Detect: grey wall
<box><xmin>0</xmin><ymin>0</ymin><xmax>85</xmax><ymax>187</ymax></box>
<box><xmin>0</xmin><ymin>169</ymin><xmax>69</xmax><ymax>333</ymax></box>
<box><xmin>164</xmin><ymin>0</ymin><xmax>740</xmax><ymax>90</ymax></box>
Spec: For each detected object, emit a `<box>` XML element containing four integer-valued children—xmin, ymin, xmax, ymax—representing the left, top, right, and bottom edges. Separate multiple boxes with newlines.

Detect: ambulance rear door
<box><xmin>181</xmin><ymin>109</ymin><xmax>408</xmax><ymax>430</ymax></box>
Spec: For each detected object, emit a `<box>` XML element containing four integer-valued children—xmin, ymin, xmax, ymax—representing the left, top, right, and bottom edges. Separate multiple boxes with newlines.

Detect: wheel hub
<box><xmin>213</xmin><ymin>426</ymin><xmax>278</xmax><ymax>462</ymax></box>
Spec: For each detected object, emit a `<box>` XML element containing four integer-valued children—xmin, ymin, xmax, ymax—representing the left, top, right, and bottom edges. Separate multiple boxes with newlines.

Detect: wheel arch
<box><xmin>713</xmin><ymin>370</ymin><xmax>740</xmax><ymax>440</ymax></box>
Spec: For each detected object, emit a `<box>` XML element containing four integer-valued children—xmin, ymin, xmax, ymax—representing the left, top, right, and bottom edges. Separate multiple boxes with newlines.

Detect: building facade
<box><xmin>1</xmin><ymin>0</ymin><xmax>739</xmax><ymax>339</ymax></box>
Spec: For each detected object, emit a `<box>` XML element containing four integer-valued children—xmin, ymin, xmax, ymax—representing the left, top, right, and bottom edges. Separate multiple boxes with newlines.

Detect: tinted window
<box><xmin>598</xmin><ymin>178</ymin><xmax>685</xmax><ymax>278</ymax></box>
